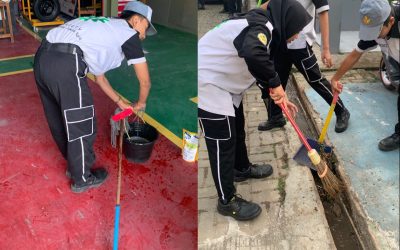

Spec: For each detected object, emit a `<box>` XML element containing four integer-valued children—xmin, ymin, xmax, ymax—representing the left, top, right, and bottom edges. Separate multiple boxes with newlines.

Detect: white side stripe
<box><xmin>216</xmin><ymin>140</ymin><xmax>225</xmax><ymax>201</ymax></box>
<box><xmin>75</xmin><ymin>51</ymin><xmax>85</xmax><ymax>181</ymax></box>
<box><xmin>80</xmin><ymin>137</ymin><xmax>86</xmax><ymax>182</ymax></box>
<box><xmin>74</xmin><ymin>52</ymin><xmax>82</xmax><ymax>108</ymax></box>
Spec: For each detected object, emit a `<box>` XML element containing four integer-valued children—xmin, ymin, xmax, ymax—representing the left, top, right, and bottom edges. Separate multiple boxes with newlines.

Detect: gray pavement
<box><xmin>198</xmin><ymin>4</ymin><xmax>335</xmax><ymax>249</ymax></box>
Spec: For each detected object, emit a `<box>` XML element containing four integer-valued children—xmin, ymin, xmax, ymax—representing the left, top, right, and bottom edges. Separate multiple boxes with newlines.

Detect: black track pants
<box><xmin>34</xmin><ymin>41</ymin><xmax>96</xmax><ymax>184</ymax></box>
<box><xmin>266</xmin><ymin>45</ymin><xmax>346</xmax><ymax>120</ymax></box>
<box><xmin>198</xmin><ymin>103</ymin><xmax>250</xmax><ymax>202</ymax></box>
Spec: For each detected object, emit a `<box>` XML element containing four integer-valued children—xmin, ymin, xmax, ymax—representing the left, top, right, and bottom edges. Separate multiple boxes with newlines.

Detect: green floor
<box><xmin>0</xmin><ymin>56</ymin><xmax>33</xmax><ymax>75</ymax></box>
<box><xmin>107</xmin><ymin>25</ymin><xmax>197</xmax><ymax>142</ymax></box>
<box><xmin>4</xmin><ymin>21</ymin><xmax>197</xmax><ymax>146</ymax></box>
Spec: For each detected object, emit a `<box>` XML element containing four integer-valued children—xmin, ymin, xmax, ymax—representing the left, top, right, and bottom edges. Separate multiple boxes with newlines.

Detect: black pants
<box><xmin>34</xmin><ymin>41</ymin><xmax>96</xmax><ymax>184</ymax></box>
<box><xmin>198</xmin><ymin>103</ymin><xmax>249</xmax><ymax>202</ymax></box>
<box><xmin>266</xmin><ymin>45</ymin><xmax>345</xmax><ymax>120</ymax></box>
<box><xmin>384</xmin><ymin>54</ymin><xmax>400</xmax><ymax>135</ymax></box>
<box><xmin>222</xmin><ymin>0</ymin><xmax>229</xmax><ymax>11</ymax></box>
<box><xmin>227</xmin><ymin>0</ymin><xmax>241</xmax><ymax>13</ymax></box>
<box><xmin>396</xmin><ymin>86</ymin><xmax>400</xmax><ymax>135</ymax></box>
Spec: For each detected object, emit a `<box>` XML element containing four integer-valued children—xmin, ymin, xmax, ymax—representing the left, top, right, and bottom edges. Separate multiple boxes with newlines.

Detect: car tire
<box><xmin>33</xmin><ymin>0</ymin><xmax>60</xmax><ymax>22</ymax></box>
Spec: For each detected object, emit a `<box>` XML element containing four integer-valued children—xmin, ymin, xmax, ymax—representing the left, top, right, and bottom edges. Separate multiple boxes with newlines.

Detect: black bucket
<box><xmin>123</xmin><ymin>121</ymin><xmax>158</xmax><ymax>163</ymax></box>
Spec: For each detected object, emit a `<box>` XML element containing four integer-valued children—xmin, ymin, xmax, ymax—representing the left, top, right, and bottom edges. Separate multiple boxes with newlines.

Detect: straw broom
<box><xmin>278</xmin><ymin>101</ymin><xmax>342</xmax><ymax>197</ymax></box>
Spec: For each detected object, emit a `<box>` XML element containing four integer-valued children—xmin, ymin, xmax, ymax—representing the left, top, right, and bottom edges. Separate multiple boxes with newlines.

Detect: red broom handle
<box><xmin>268</xmin><ymin>88</ymin><xmax>313</xmax><ymax>152</ymax></box>
<box><xmin>112</xmin><ymin>109</ymin><xmax>133</xmax><ymax>121</ymax></box>
<box><xmin>278</xmin><ymin>103</ymin><xmax>312</xmax><ymax>151</ymax></box>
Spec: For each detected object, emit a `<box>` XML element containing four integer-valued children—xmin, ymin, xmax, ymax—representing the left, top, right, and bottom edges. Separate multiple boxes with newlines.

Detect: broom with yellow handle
<box><xmin>318</xmin><ymin>91</ymin><xmax>339</xmax><ymax>143</ymax></box>
<box><xmin>276</xmin><ymin>95</ymin><xmax>342</xmax><ymax>197</ymax></box>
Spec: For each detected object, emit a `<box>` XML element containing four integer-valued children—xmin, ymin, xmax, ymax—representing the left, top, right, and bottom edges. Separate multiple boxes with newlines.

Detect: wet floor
<box><xmin>0</xmin><ymin>72</ymin><xmax>197</xmax><ymax>249</ymax></box>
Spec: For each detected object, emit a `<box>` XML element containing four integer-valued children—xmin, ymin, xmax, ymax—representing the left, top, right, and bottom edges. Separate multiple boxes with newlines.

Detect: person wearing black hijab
<box><xmin>258</xmin><ymin>0</ymin><xmax>350</xmax><ymax>134</ymax></box>
<box><xmin>198</xmin><ymin>0</ymin><xmax>312</xmax><ymax>221</ymax></box>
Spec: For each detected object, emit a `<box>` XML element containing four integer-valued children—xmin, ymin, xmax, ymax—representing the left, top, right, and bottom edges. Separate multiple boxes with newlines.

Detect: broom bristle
<box><xmin>315</xmin><ymin>160</ymin><xmax>342</xmax><ymax>197</ymax></box>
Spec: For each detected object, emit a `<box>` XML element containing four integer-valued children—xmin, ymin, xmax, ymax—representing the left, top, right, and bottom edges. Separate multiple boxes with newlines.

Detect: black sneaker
<box><xmin>217</xmin><ymin>195</ymin><xmax>261</xmax><ymax>221</ymax></box>
<box><xmin>335</xmin><ymin>108</ymin><xmax>350</xmax><ymax>133</ymax></box>
<box><xmin>71</xmin><ymin>168</ymin><xmax>108</xmax><ymax>193</ymax></box>
<box><xmin>378</xmin><ymin>133</ymin><xmax>400</xmax><ymax>151</ymax></box>
<box><xmin>234</xmin><ymin>163</ymin><xmax>273</xmax><ymax>182</ymax></box>
<box><xmin>258</xmin><ymin>117</ymin><xmax>286</xmax><ymax>131</ymax></box>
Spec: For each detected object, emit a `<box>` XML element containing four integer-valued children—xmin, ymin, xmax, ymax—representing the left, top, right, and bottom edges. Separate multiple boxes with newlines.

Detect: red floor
<box><xmin>0</xmin><ymin>71</ymin><xmax>197</xmax><ymax>249</ymax></box>
<box><xmin>0</xmin><ymin>26</ymin><xmax>39</xmax><ymax>58</ymax></box>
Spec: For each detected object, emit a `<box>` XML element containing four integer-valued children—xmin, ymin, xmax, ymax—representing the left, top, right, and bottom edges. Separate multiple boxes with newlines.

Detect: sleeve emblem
<box><xmin>257</xmin><ymin>33</ymin><xmax>268</xmax><ymax>46</ymax></box>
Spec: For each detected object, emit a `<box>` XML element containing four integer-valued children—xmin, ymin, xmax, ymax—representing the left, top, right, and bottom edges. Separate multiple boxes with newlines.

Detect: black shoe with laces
<box><xmin>335</xmin><ymin>108</ymin><xmax>350</xmax><ymax>133</ymax></box>
<box><xmin>234</xmin><ymin>163</ymin><xmax>273</xmax><ymax>182</ymax></box>
<box><xmin>70</xmin><ymin>168</ymin><xmax>108</xmax><ymax>193</ymax></box>
<box><xmin>258</xmin><ymin>117</ymin><xmax>286</xmax><ymax>131</ymax></box>
<box><xmin>217</xmin><ymin>195</ymin><xmax>261</xmax><ymax>221</ymax></box>
<box><xmin>378</xmin><ymin>133</ymin><xmax>400</xmax><ymax>151</ymax></box>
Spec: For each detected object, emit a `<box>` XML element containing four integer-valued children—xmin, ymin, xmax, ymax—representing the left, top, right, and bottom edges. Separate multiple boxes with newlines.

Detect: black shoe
<box><xmin>335</xmin><ymin>109</ymin><xmax>350</xmax><ymax>133</ymax></box>
<box><xmin>258</xmin><ymin>117</ymin><xmax>286</xmax><ymax>131</ymax></box>
<box><xmin>219</xmin><ymin>9</ymin><xmax>228</xmax><ymax>13</ymax></box>
<box><xmin>217</xmin><ymin>195</ymin><xmax>262</xmax><ymax>221</ymax></box>
<box><xmin>378</xmin><ymin>133</ymin><xmax>400</xmax><ymax>151</ymax></box>
<box><xmin>70</xmin><ymin>168</ymin><xmax>108</xmax><ymax>193</ymax></box>
<box><xmin>198</xmin><ymin>4</ymin><xmax>205</xmax><ymax>10</ymax></box>
<box><xmin>234</xmin><ymin>163</ymin><xmax>273</xmax><ymax>182</ymax></box>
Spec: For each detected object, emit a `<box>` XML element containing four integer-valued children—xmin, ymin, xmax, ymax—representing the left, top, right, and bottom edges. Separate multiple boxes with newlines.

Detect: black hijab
<box><xmin>267</xmin><ymin>0</ymin><xmax>312</xmax><ymax>52</ymax></box>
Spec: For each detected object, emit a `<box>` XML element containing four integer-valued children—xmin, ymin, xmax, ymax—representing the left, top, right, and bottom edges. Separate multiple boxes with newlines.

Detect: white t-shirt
<box><xmin>287</xmin><ymin>0</ymin><xmax>329</xmax><ymax>50</ymax></box>
<box><xmin>356</xmin><ymin>38</ymin><xmax>400</xmax><ymax>63</ymax></box>
<box><xmin>46</xmin><ymin>17</ymin><xmax>146</xmax><ymax>75</ymax></box>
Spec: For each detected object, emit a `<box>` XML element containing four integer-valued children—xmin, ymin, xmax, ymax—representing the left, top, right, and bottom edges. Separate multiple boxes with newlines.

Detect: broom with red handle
<box><xmin>275</xmin><ymin>94</ymin><xmax>342</xmax><ymax>197</ymax></box>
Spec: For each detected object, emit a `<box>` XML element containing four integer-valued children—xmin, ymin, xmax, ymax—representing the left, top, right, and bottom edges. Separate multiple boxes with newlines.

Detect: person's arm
<box><xmin>331</xmin><ymin>40</ymin><xmax>377</xmax><ymax>93</ymax></box>
<box><xmin>121</xmin><ymin>33</ymin><xmax>151</xmax><ymax>112</ymax></box>
<box><xmin>319</xmin><ymin>11</ymin><xmax>332</xmax><ymax>67</ymax></box>
<box><xmin>331</xmin><ymin>50</ymin><xmax>362</xmax><ymax>93</ymax></box>
<box><xmin>132</xmin><ymin>62</ymin><xmax>151</xmax><ymax>112</ymax></box>
<box><xmin>237</xmin><ymin>25</ymin><xmax>297</xmax><ymax>116</ymax></box>
<box><xmin>314</xmin><ymin>0</ymin><xmax>332</xmax><ymax>67</ymax></box>
<box><xmin>95</xmin><ymin>74</ymin><xmax>133</xmax><ymax>111</ymax></box>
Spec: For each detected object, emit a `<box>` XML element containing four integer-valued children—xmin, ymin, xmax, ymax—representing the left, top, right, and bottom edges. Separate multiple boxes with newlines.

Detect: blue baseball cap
<box><xmin>359</xmin><ymin>0</ymin><xmax>391</xmax><ymax>40</ymax></box>
<box><xmin>124</xmin><ymin>1</ymin><xmax>157</xmax><ymax>36</ymax></box>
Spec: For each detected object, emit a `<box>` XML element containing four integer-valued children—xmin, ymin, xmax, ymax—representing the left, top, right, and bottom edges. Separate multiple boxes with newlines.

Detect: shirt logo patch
<box><xmin>79</xmin><ymin>16</ymin><xmax>110</xmax><ymax>23</ymax></box>
<box><xmin>362</xmin><ymin>15</ymin><xmax>371</xmax><ymax>25</ymax></box>
<box><xmin>257</xmin><ymin>33</ymin><xmax>268</xmax><ymax>46</ymax></box>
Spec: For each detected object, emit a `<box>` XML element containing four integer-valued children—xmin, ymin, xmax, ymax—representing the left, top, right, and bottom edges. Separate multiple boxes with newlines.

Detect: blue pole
<box><xmin>113</xmin><ymin>205</ymin><xmax>121</xmax><ymax>250</ymax></box>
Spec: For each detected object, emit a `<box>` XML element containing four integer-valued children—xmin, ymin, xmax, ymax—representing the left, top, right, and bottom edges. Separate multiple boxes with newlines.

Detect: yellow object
<box><xmin>318</xmin><ymin>93</ymin><xmax>338</xmax><ymax>143</ymax></box>
<box><xmin>362</xmin><ymin>15</ymin><xmax>371</xmax><ymax>25</ymax></box>
<box><xmin>182</xmin><ymin>129</ymin><xmax>199</xmax><ymax>162</ymax></box>
<box><xmin>257</xmin><ymin>33</ymin><xmax>267</xmax><ymax>46</ymax></box>
<box><xmin>307</xmin><ymin>149</ymin><xmax>321</xmax><ymax>165</ymax></box>
<box><xmin>21</xmin><ymin>0</ymin><xmax>64</xmax><ymax>28</ymax></box>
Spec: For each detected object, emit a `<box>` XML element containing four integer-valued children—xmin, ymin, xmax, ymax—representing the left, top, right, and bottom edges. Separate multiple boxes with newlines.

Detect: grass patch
<box><xmin>277</xmin><ymin>177</ymin><xmax>286</xmax><ymax>203</ymax></box>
